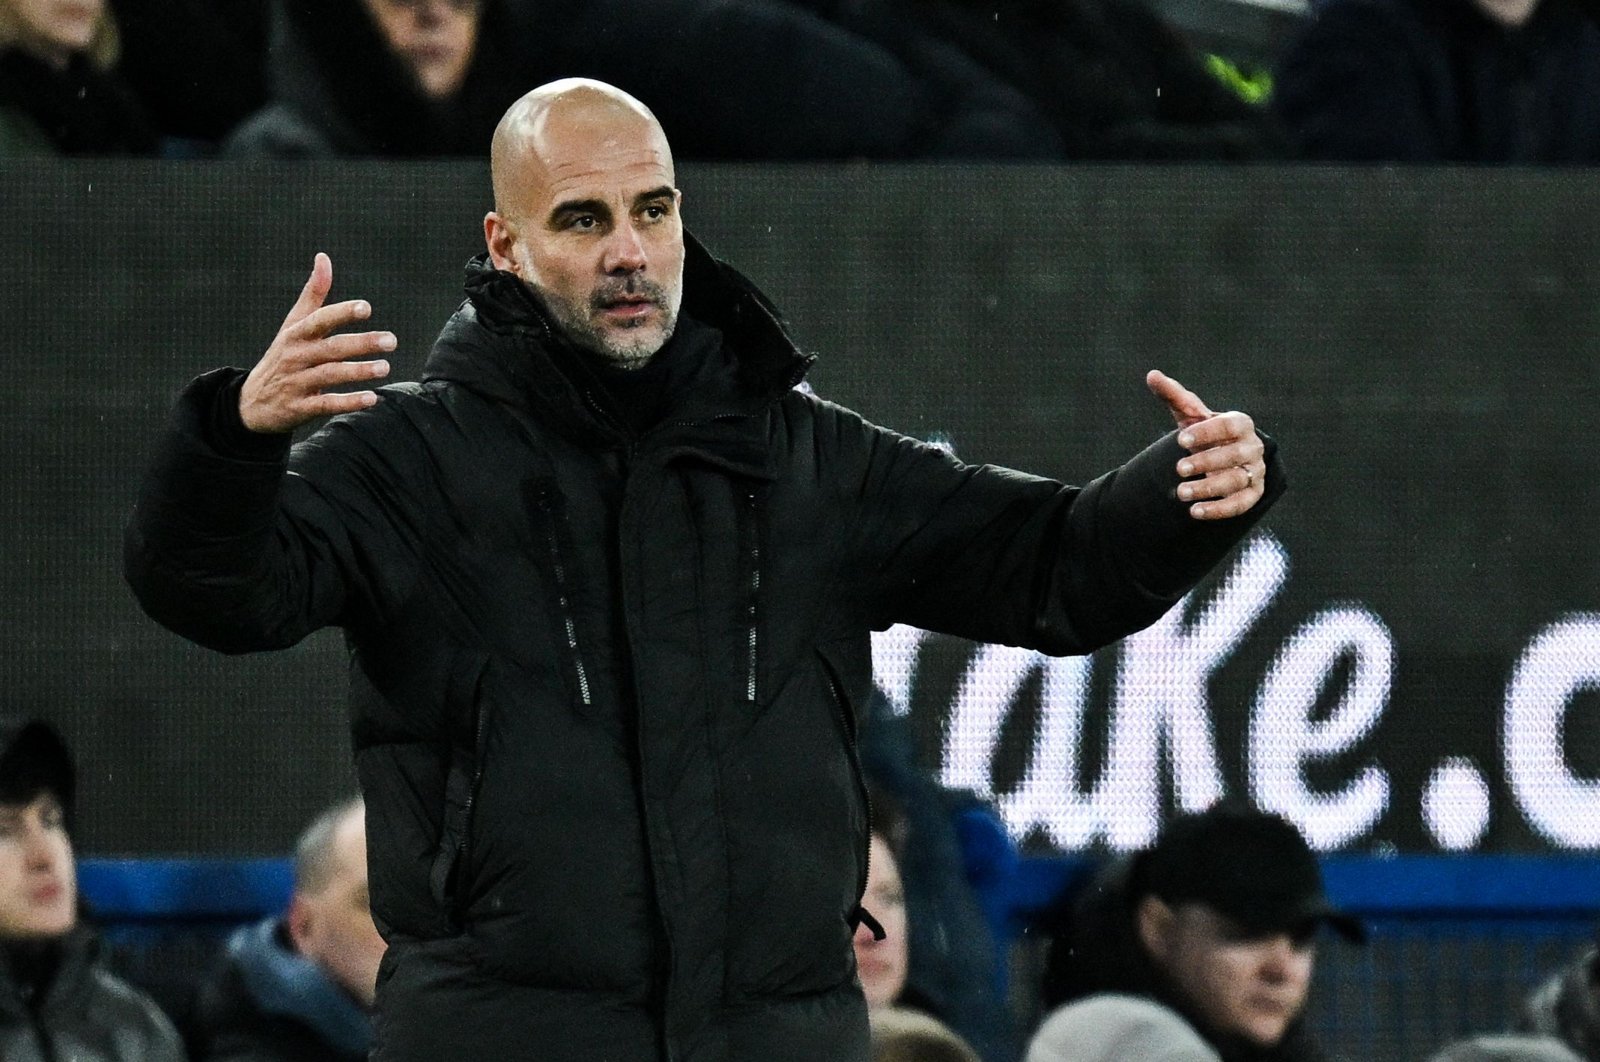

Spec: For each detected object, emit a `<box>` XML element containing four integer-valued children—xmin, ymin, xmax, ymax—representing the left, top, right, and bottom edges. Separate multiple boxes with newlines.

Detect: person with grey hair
<box><xmin>125</xmin><ymin>76</ymin><xmax>1283</xmax><ymax>1061</ymax></box>
<box><xmin>1521</xmin><ymin>941</ymin><xmax>1600</xmax><ymax>1062</ymax></box>
<box><xmin>191</xmin><ymin>797</ymin><xmax>384</xmax><ymax>1062</ymax></box>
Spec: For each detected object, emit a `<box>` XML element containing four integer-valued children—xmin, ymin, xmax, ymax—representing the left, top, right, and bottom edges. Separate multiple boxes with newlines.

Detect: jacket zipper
<box><xmin>744</xmin><ymin>488</ymin><xmax>761</xmax><ymax>705</ymax></box>
<box><xmin>538</xmin><ymin>489</ymin><xmax>592</xmax><ymax>705</ymax></box>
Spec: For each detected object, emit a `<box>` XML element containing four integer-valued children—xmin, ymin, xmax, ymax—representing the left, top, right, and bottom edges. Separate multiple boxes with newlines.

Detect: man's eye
<box><xmin>570</xmin><ymin>216</ymin><xmax>597</xmax><ymax>230</ymax></box>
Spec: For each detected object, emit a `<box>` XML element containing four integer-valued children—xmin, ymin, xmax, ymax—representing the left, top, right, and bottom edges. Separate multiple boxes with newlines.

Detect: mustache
<box><xmin>590</xmin><ymin>276</ymin><xmax>668</xmax><ymax>312</ymax></box>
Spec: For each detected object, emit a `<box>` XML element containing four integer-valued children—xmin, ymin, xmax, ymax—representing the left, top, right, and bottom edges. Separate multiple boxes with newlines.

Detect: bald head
<box><xmin>491</xmin><ymin>79</ymin><xmax>673</xmax><ymax>221</ymax></box>
<box><xmin>483</xmin><ymin>79</ymin><xmax>685</xmax><ymax>368</ymax></box>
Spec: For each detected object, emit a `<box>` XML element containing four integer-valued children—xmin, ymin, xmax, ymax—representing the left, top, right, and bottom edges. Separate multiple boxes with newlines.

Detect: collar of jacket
<box><xmin>421</xmin><ymin>230</ymin><xmax>816</xmax><ymax>479</ymax></box>
<box><xmin>0</xmin><ymin>924</ymin><xmax>97</xmax><ymax>1020</ymax></box>
<box><xmin>226</xmin><ymin>918</ymin><xmax>373</xmax><ymax>1057</ymax></box>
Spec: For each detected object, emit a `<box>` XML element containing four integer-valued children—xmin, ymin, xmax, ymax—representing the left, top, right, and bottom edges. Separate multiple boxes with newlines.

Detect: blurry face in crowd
<box><xmin>7</xmin><ymin>0</ymin><xmax>103</xmax><ymax>68</ymax></box>
<box><xmin>360</xmin><ymin>0</ymin><xmax>480</xmax><ymax>100</ymax></box>
<box><xmin>0</xmin><ymin>792</ymin><xmax>77</xmax><ymax>940</ymax></box>
<box><xmin>853</xmin><ymin>832</ymin><xmax>909</xmax><ymax>1007</ymax></box>
<box><xmin>1471</xmin><ymin>0</ymin><xmax>1539</xmax><ymax>26</ymax></box>
<box><xmin>287</xmin><ymin>807</ymin><xmax>387</xmax><ymax>1007</ymax></box>
<box><xmin>1138</xmin><ymin>898</ymin><xmax>1315</xmax><ymax>1047</ymax></box>
<box><xmin>485</xmin><ymin>84</ymin><xmax>685</xmax><ymax>369</ymax></box>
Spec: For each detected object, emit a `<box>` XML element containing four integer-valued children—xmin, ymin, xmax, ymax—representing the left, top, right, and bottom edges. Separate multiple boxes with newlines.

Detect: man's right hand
<box><xmin>239</xmin><ymin>253</ymin><xmax>395</xmax><ymax>433</ymax></box>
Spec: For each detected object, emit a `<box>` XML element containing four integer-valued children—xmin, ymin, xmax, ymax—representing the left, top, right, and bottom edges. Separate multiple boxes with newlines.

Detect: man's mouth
<box><xmin>599</xmin><ymin>295</ymin><xmax>658</xmax><ymax>321</ymax></box>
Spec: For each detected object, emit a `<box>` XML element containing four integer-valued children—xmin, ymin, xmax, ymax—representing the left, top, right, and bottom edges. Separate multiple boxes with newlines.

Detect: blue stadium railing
<box><xmin>79</xmin><ymin>852</ymin><xmax>1600</xmax><ymax>1062</ymax></box>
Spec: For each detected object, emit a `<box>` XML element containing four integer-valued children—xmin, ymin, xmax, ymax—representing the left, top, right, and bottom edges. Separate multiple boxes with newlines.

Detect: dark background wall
<box><xmin>3</xmin><ymin>161</ymin><xmax>1598</xmax><ymax>856</ymax></box>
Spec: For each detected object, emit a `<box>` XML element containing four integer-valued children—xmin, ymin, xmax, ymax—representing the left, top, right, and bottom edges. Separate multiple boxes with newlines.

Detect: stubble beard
<box><xmin>543</xmin><ymin>277</ymin><xmax>678</xmax><ymax>371</ymax></box>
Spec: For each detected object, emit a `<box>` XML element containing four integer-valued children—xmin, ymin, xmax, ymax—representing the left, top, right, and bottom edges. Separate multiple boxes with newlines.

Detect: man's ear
<box><xmin>1136</xmin><ymin>895</ymin><xmax>1177</xmax><ymax>963</ymax></box>
<box><xmin>285</xmin><ymin>893</ymin><xmax>316</xmax><ymax>956</ymax></box>
<box><xmin>484</xmin><ymin>212</ymin><xmax>519</xmax><ymax>273</ymax></box>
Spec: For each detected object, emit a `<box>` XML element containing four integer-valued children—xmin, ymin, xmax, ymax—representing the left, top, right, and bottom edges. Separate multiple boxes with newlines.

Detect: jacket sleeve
<box><xmin>122</xmin><ymin>367</ymin><xmax>370</xmax><ymax>654</ymax></box>
<box><xmin>834</xmin><ymin>407</ymin><xmax>1285</xmax><ymax>655</ymax></box>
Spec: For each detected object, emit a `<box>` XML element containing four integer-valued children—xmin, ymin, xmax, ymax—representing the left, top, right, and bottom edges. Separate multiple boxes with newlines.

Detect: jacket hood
<box><xmin>226</xmin><ymin>918</ymin><xmax>372</xmax><ymax>1057</ymax></box>
<box><xmin>420</xmin><ymin>231</ymin><xmax>814</xmax><ymax>452</ymax></box>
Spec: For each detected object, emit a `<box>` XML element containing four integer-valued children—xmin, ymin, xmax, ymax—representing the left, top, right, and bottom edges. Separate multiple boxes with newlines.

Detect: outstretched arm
<box><xmin>124</xmin><ymin>255</ymin><xmax>392</xmax><ymax>653</ymax></box>
<box><xmin>843</xmin><ymin>371</ymin><xmax>1284</xmax><ymax>654</ymax></box>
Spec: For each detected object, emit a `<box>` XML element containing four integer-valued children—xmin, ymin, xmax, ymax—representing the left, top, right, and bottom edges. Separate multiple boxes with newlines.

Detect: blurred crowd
<box><xmin>6</xmin><ymin>712</ymin><xmax>1600</xmax><ymax>1062</ymax></box>
<box><xmin>0</xmin><ymin>0</ymin><xmax>1596</xmax><ymax>163</ymax></box>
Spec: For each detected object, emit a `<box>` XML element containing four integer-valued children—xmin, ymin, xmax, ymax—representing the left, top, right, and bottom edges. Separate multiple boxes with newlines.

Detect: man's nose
<box><xmin>602</xmin><ymin>222</ymin><xmax>648</xmax><ymax>275</ymax></box>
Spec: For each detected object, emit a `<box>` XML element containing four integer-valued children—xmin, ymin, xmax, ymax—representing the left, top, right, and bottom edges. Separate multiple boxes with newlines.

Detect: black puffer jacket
<box><xmin>0</xmin><ymin>928</ymin><xmax>185</xmax><ymax>1062</ymax></box>
<box><xmin>124</xmin><ymin>236</ymin><xmax>1282</xmax><ymax>1061</ymax></box>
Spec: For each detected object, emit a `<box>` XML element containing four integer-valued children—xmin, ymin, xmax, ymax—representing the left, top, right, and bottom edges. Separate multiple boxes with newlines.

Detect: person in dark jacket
<box><xmin>226</xmin><ymin>0</ymin><xmax>1064</xmax><ymax>159</ymax></box>
<box><xmin>1028</xmin><ymin>802</ymin><xmax>1360</xmax><ymax>1062</ymax></box>
<box><xmin>0</xmin><ymin>718</ymin><xmax>186</xmax><ymax>1062</ymax></box>
<box><xmin>193</xmin><ymin>797</ymin><xmax>382</xmax><ymax>1062</ymax></box>
<box><xmin>0</xmin><ymin>0</ymin><xmax>157</xmax><ymax>156</ymax></box>
<box><xmin>124</xmin><ymin>78</ymin><xmax>1284</xmax><ymax>1062</ymax></box>
<box><xmin>1272</xmin><ymin>0</ymin><xmax>1600</xmax><ymax>162</ymax></box>
<box><xmin>799</xmin><ymin>0</ymin><xmax>1288</xmax><ymax>159</ymax></box>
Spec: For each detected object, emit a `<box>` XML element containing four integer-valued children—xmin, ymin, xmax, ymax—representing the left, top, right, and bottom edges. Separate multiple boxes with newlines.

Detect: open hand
<box><xmin>239</xmin><ymin>253</ymin><xmax>394</xmax><ymax>433</ymax></box>
<box><xmin>1146</xmin><ymin>369</ymin><xmax>1265</xmax><ymax>521</ymax></box>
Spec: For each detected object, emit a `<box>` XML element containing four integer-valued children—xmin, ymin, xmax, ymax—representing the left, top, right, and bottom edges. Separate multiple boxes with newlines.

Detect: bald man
<box><xmin>126</xmin><ymin>79</ymin><xmax>1284</xmax><ymax>1062</ymax></box>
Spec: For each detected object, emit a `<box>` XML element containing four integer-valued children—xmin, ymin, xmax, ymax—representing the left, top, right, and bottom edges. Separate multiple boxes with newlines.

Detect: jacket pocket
<box><xmin>815</xmin><ymin>647</ymin><xmax>872</xmax><ymax>907</ymax></box>
<box><xmin>428</xmin><ymin>650</ymin><xmax>491</xmax><ymax>921</ymax></box>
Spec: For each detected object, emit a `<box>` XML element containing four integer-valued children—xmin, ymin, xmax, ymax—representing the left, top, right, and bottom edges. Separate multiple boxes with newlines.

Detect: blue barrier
<box><xmin>79</xmin><ymin>852</ymin><xmax>1600</xmax><ymax>924</ymax></box>
<box><xmin>79</xmin><ymin>857</ymin><xmax>293</xmax><ymax>922</ymax></box>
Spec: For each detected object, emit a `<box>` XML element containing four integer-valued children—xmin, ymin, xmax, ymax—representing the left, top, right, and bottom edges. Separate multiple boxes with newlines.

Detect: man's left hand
<box><xmin>1145</xmin><ymin>369</ymin><xmax>1265</xmax><ymax>521</ymax></box>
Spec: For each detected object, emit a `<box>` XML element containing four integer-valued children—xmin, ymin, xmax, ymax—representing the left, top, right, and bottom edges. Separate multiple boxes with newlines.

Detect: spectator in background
<box><xmin>0</xmin><ymin>0</ymin><xmax>156</xmax><ymax>156</ymax></box>
<box><xmin>1027</xmin><ymin>802</ymin><xmax>1362</xmax><ymax>1062</ymax></box>
<box><xmin>856</xmin><ymin>820</ymin><xmax>911</xmax><ymax>1010</ymax></box>
<box><xmin>861</xmin><ymin>694</ymin><xmax>1016</xmax><ymax>1062</ymax></box>
<box><xmin>1520</xmin><ymin>936</ymin><xmax>1600</xmax><ymax>1061</ymax></box>
<box><xmin>0</xmin><ymin>718</ymin><xmax>186</xmax><ymax>1062</ymax></box>
<box><xmin>798</xmin><ymin>0</ymin><xmax>1288</xmax><ymax>159</ymax></box>
<box><xmin>226</xmin><ymin>0</ymin><xmax>1065</xmax><ymax>160</ymax></box>
<box><xmin>1426</xmin><ymin>1036</ymin><xmax>1584</xmax><ymax>1062</ymax></box>
<box><xmin>225</xmin><ymin>0</ymin><xmax>512</xmax><ymax>157</ymax></box>
<box><xmin>872</xmin><ymin>1005</ymin><xmax>984</xmax><ymax>1062</ymax></box>
<box><xmin>192</xmin><ymin>797</ymin><xmax>384</xmax><ymax>1062</ymax></box>
<box><xmin>1271</xmin><ymin>0</ymin><xmax>1600</xmax><ymax>161</ymax></box>
<box><xmin>107</xmin><ymin>0</ymin><xmax>268</xmax><ymax>150</ymax></box>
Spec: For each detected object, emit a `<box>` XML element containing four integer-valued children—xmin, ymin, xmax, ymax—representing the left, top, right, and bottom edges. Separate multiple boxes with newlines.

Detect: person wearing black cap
<box><xmin>1026</xmin><ymin>801</ymin><xmax>1363</xmax><ymax>1062</ymax></box>
<box><xmin>0</xmin><ymin>718</ymin><xmax>185</xmax><ymax>1062</ymax></box>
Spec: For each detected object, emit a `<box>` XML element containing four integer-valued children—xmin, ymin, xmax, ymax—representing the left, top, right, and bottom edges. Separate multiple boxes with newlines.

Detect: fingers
<box><xmin>280</xmin><ymin>328</ymin><xmax>396</xmax><ymax>369</ymax></box>
<box><xmin>242</xmin><ymin>256</ymin><xmax>395</xmax><ymax>432</ymax></box>
<box><xmin>281</xmin><ymin>252</ymin><xmax>334</xmax><ymax>330</ymax></box>
<box><xmin>286</xmin><ymin>298</ymin><xmax>378</xmax><ymax>344</ymax></box>
<box><xmin>1146</xmin><ymin>369</ymin><xmax>1214</xmax><ymax>429</ymax></box>
<box><xmin>1172</xmin><ymin>409</ymin><xmax>1265</xmax><ymax>520</ymax></box>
